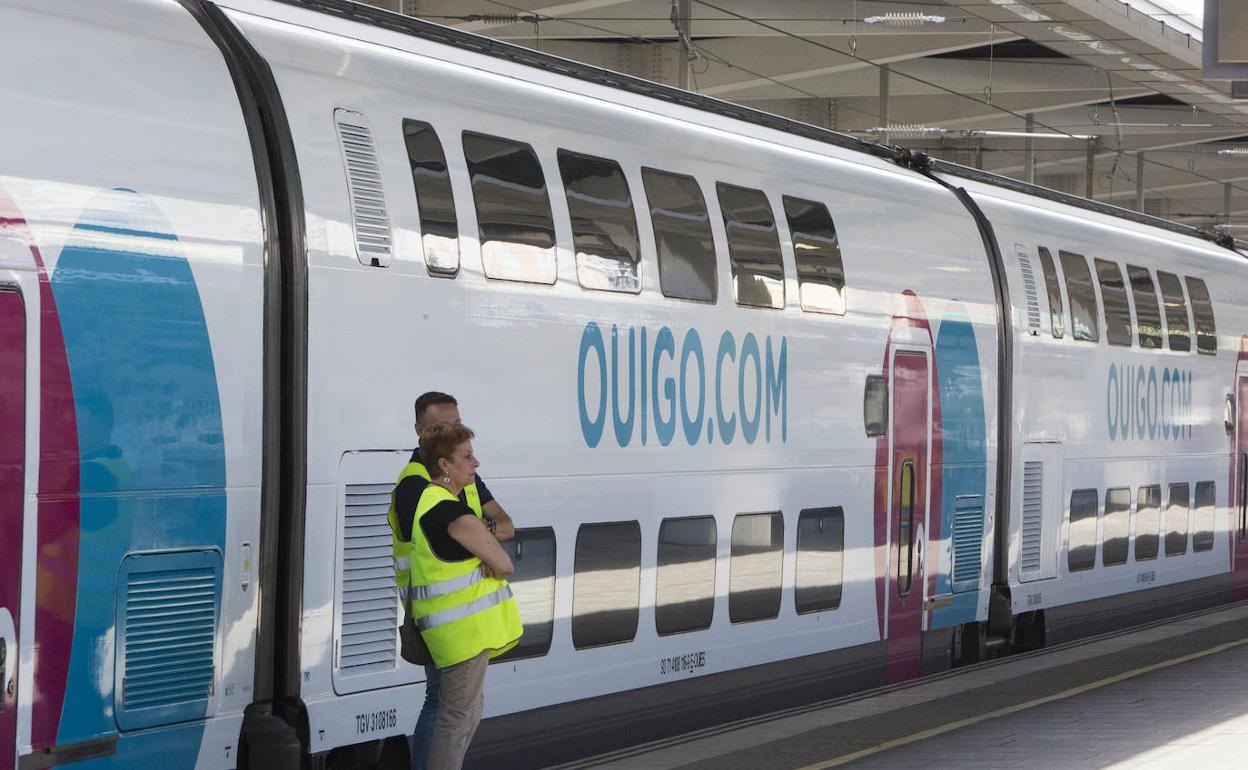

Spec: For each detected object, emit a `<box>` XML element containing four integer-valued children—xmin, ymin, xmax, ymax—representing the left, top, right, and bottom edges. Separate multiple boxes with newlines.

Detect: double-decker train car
<box><xmin>1</xmin><ymin>1</ymin><xmax>1246</xmax><ymax>768</ymax></box>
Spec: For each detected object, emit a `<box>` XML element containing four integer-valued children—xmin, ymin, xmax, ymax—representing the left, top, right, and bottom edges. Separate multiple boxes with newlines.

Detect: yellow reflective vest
<box><xmin>405</xmin><ymin>483</ymin><xmax>522</xmax><ymax>668</ymax></box>
<box><xmin>387</xmin><ymin>459</ymin><xmax>482</xmax><ymax>593</ymax></box>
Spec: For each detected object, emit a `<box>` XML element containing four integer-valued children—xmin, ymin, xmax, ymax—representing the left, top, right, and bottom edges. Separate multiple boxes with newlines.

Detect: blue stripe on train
<box><xmin>932</xmin><ymin>311</ymin><xmax>987</xmax><ymax>629</ymax></box>
<box><xmin>51</xmin><ymin>188</ymin><xmax>225</xmax><ymax>767</ymax></box>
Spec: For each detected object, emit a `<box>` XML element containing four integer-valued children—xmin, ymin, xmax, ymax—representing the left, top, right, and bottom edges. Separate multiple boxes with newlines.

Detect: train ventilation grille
<box><xmin>1016</xmin><ymin>244</ymin><xmax>1042</xmax><ymax>335</ymax></box>
<box><xmin>335</xmin><ymin>109</ymin><xmax>393</xmax><ymax>267</ymax></box>
<box><xmin>951</xmin><ymin>494</ymin><xmax>985</xmax><ymax>592</ymax></box>
<box><xmin>115</xmin><ymin>550</ymin><xmax>221</xmax><ymax>731</ymax></box>
<box><xmin>1020</xmin><ymin>461</ymin><xmax>1044</xmax><ymax>575</ymax></box>
<box><xmin>338</xmin><ymin>482</ymin><xmax>400</xmax><ymax>676</ymax></box>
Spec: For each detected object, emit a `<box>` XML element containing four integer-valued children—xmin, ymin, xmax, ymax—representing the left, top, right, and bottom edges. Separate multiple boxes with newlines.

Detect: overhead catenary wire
<box><xmin>689</xmin><ymin>0</ymin><xmax>1248</xmax><ymax>199</ymax></box>
<box><xmin>468</xmin><ymin>0</ymin><xmax>1244</xmax><ymax>207</ymax></box>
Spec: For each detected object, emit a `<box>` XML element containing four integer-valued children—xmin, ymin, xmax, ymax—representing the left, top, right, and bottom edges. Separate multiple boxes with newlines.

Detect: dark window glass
<box><xmin>641</xmin><ymin>168</ymin><xmax>717</xmax><ymax>302</ymax></box>
<box><xmin>1240</xmin><ymin>453</ymin><xmax>1247</xmax><ymax>544</ymax></box>
<box><xmin>783</xmin><ymin>196</ymin><xmax>845</xmax><ymax>315</ymax></box>
<box><xmin>1126</xmin><ymin>265</ymin><xmax>1163</xmax><ymax>349</ymax></box>
<box><xmin>494</xmin><ymin>528</ymin><xmax>555</xmax><ymax>661</ymax></box>
<box><xmin>1037</xmin><ymin>247</ymin><xmax>1064</xmax><ymax>339</ymax></box>
<box><xmin>1165</xmin><ymin>483</ymin><xmax>1190</xmax><ymax>557</ymax></box>
<box><xmin>556</xmin><ymin>150</ymin><xmax>640</xmax><ymax>293</ymax></box>
<box><xmin>717</xmin><ymin>183</ymin><xmax>784</xmax><ymax>308</ymax></box>
<box><xmin>1157</xmin><ymin>271</ymin><xmax>1191</xmax><ymax>352</ymax></box>
<box><xmin>1059</xmin><ymin>251</ymin><xmax>1099</xmax><ymax>342</ymax></box>
<box><xmin>656</xmin><ymin>517</ymin><xmax>717</xmax><ymax>635</ymax></box>
<box><xmin>795</xmin><ymin>507</ymin><xmax>845</xmax><ymax>614</ymax></box>
<box><xmin>403</xmin><ymin>120</ymin><xmax>459</xmax><ymax>276</ymax></box>
<box><xmin>897</xmin><ymin>462</ymin><xmax>917</xmax><ymax>594</ymax></box>
<box><xmin>462</xmin><ymin>132</ymin><xmax>556</xmax><ymax>284</ymax></box>
<box><xmin>1068</xmin><ymin>488</ymin><xmax>1097</xmax><ymax>572</ymax></box>
<box><xmin>572</xmin><ymin>521</ymin><xmax>641</xmax><ymax>648</ymax></box>
<box><xmin>864</xmin><ymin>375</ymin><xmax>887</xmax><ymax>437</ymax></box>
<box><xmin>729</xmin><ymin>512</ymin><xmax>783</xmax><ymax>623</ymax></box>
<box><xmin>1135</xmin><ymin>485</ymin><xmax>1160</xmax><ymax>561</ymax></box>
<box><xmin>1094</xmin><ymin>259</ymin><xmax>1132</xmax><ymax>347</ymax></box>
<box><xmin>1186</xmin><ymin>277</ymin><xmax>1217</xmax><ymax>355</ymax></box>
<box><xmin>1102</xmin><ymin>488</ymin><xmax>1130</xmax><ymax>566</ymax></box>
<box><xmin>1192</xmin><ymin>481</ymin><xmax>1216</xmax><ymax>552</ymax></box>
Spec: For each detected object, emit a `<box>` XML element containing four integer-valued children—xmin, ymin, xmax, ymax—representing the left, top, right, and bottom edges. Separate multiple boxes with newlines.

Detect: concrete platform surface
<box><xmin>560</xmin><ymin>602</ymin><xmax>1248</xmax><ymax>770</ymax></box>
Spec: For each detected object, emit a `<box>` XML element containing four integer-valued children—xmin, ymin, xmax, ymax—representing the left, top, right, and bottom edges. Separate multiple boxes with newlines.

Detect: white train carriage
<box><xmin>1</xmin><ymin>1</ymin><xmax>1246</xmax><ymax>769</ymax></box>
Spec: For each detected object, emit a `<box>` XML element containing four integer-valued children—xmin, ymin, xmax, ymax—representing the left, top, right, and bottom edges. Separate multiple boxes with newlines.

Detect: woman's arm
<box><xmin>448</xmin><ymin>515</ymin><xmax>514</xmax><ymax>578</ymax></box>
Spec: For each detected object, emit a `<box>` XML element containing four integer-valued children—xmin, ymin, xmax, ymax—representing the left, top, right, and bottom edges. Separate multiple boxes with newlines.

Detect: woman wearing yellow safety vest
<box><xmin>409</xmin><ymin>423</ymin><xmax>523</xmax><ymax>770</ymax></box>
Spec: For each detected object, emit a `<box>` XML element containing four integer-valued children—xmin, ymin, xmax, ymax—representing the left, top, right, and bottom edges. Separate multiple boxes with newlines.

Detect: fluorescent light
<box><xmin>1050</xmin><ymin>25</ymin><xmax>1093</xmax><ymax>42</ymax></box>
<box><xmin>863</xmin><ymin>13</ymin><xmax>946</xmax><ymax>26</ymax></box>
<box><xmin>1217</xmin><ymin>148</ymin><xmax>1248</xmax><ymax>157</ymax></box>
<box><xmin>989</xmin><ymin>1</ymin><xmax>1052</xmax><ymax>22</ymax></box>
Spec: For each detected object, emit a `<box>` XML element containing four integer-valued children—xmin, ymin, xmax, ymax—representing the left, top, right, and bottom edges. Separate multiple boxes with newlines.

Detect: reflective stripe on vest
<box><xmin>411</xmin><ymin>566</ymin><xmax>485</xmax><ymax>601</ymax></box>
<box><xmin>416</xmin><ymin>584</ymin><xmax>514</xmax><ymax>631</ymax></box>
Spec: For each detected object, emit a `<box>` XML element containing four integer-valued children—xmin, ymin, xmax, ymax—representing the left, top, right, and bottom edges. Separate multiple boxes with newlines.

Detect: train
<box><xmin>2</xmin><ymin>1</ymin><xmax>1247</xmax><ymax>768</ymax></box>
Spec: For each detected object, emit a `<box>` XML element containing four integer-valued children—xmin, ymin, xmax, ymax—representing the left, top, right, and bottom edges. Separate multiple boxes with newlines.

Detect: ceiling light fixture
<box><xmin>863</xmin><ymin>12</ymin><xmax>946</xmax><ymax>26</ymax></box>
<box><xmin>1216</xmin><ymin>148</ymin><xmax>1248</xmax><ymax>156</ymax></box>
<box><xmin>989</xmin><ymin>1</ymin><xmax>1052</xmax><ymax>22</ymax></box>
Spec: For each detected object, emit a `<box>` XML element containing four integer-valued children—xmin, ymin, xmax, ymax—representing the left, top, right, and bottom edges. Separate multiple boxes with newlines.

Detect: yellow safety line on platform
<box><xmin>794</xmin><ymin>636</ymin><xmax>1248</xmax><ymax>770</ymax></box>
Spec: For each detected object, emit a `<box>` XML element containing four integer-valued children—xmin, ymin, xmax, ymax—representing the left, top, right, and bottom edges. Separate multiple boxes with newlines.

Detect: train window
<box><xmin>783</xmin><ymin>196</ymin><xmax>846</xmax><ymax>315</ymax></box>
<box><xmin>795</xmin><ymin>507</ymin><xmax>845</xmax><ymax>614</ymax></box>
<box><xmin>656</xmin><ymin>517</ymin><xmax>717</xmax><ymax>635</ymax></box>
<box><xmin>641</xmin><ymin>168</ymin><xmax>717</xmax><ymax>303</ymax></box>
<box><xmin>572</xmin><ymin>521</ymin><xmax>641</xmax><ymax>649</ymax></box>
<box><xmin>718</xmin><ymin>183</ymin><xmax>785</xmax><ymax>309</ymax></box>
<box><xmin>462</xmin><ymin>131</ymin><xmax>557</xmax><ymax>284</ymax></box>
<box><xmin>1165</xmin><ymin>483</ymin><xmax>1190</xmax><ymax>557</ymax></box>
<box><xmin>1156</xmin><ymin>271</ymin><xmax>1191</xmax><ymax>352</ymax></box>
<box><xmin>1135</xmin><ymin>485</ymin><xmax>1160</xmax><ymax>561</ymax></box>
<box><xmin>729</xmin><ymin>512</ymin><xmax>783</xmax><ymax>623</ymax></box>
<box><xmin>897</xmin><ymin>462</ymin><xmax>916</xmax><ymax>595</ymax></box>
<box><xmin>1058</xmin><ymin>251</ymin><xmax>1099</xmax><ymax>342</ymax></box>
<box><xmin>1241</xmin><ymin>453</ymin><xmax>1247</xmax><ymax>544</ymax></box>
<box><xmin>1037</xmin><ymin>247</ymin><xmax>1064</xmax><ymax>339</ymax></box>
<box><xmin>403</xmin><ymin>120</ymin><xmax>460</xmax><ymax>276</ymax></box>
<box><xmin>1094</xmin><ymin>259</ymin><xmax>1132</xmax><ymax>347</ymax></box>
<box><xmin>1192</xmin><ymin>481</ymin><xmax>1216</xmax><ymax>552</ymax></box>
<box><xmin>1126</xmin><ymin>265</ymin><xmax>1163</xmax><ymax>349</ymax></box>
<box><xmin>1067</xmin><ymin>488</ymin><xmax>1097</xmax><ymax>572</ymax></box>
<box><xmin>1186</xmin><ymin>277</ymin><xmax>1217</xmax><ymax>356</ymax></box>
<box><xmin>1102</xmin><ymin>487</ymin><xmax>1130</xmax><ymax>566</ymax></box>
<box><xmin>556</xmin><ymin>150</ymin><xmax>641</xmax><ymax>293</ymax></box>
<box><xmin>863</xmin><ymin>375</ymin><xmax>887</xmax><ymax>437</ymax></box>
<box><xmin>494</xmin><ymin>528</ymin><xmax>556</xmax><ymax>661</ymax></box>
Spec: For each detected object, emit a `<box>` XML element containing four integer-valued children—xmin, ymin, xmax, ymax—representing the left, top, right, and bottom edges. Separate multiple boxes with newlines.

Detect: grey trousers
<box><xmin>426</xmin><ymin>651</ymin><xmax>489</xmax><ymax>770</ymax></box>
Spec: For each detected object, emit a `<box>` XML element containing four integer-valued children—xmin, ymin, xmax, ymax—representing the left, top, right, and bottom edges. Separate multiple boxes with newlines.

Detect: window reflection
<box><xmin>494</xmin><ymin>528</ymin><xmax>555</xmax><ymax>662</ymax></box>
<box><xmin>462</xmin><ymin>132</ymin><xmax>557</xmax><ymax>284</ymax></box>
<box><xmin>403</xmin><ymin>120</ymin><xmax>460</xmax><ymax>276</ymax></box>
<box><xmin>572</xmin><ymin>521</ymin><xmax>641</xmax><ymax>648</ymax></box>
<box><xmin>717</xmin><ymin>183</ymin><xmax>784</xmax><ymax>309</ymax></box>
<box><xmin>796</xmin><ymin>507</ymin><xmax>844</xmax><ymax>613</ymax></box>
<box><xmin>557</xmin><ymin>150</ymin><xmax>640</xmax><ymax>293</ymax></box>
<box><xmin>656</xmin><ymin>517</ymin><xmax>716</xmax><ymax>635</ymax></box>
<box><xmin>729</xmin><ymin>513</ymin><xmax>783</xmax><ymax>623</ymax></box>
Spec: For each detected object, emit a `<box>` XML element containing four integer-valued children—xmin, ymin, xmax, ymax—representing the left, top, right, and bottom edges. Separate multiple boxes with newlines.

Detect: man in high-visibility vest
<box><xmin>388</xmin><ymin>392</ymin><xmax>514</xmax><ymax>769</ymax></box>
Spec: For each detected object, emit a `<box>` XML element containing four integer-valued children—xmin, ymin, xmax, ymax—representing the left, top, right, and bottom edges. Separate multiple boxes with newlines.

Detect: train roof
<box><xmin>261</xmin><ymin>0</ymin><xmax>1246</xmax><ymax>256</ymax></box>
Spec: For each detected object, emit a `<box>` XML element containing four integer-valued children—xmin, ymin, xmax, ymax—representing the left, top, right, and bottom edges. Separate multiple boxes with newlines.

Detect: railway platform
<box><xmin>561</xmin><ymin>601</ymin><xmax>1248</xmax><ymax>770</ymax></box>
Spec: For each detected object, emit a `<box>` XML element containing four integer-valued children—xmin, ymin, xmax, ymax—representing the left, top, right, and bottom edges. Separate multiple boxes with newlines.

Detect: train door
<box><xmin>887</xmin><ymin>348</ymin><xmax>930</xmax><ymax>682</ymax></box>
<box><xmin>1235</xmin><ymin>364</ymin><xmax>1248</xmax><ymax>598</ymax></box>
<box><xmin>0</xmin><ymin>286</ymin><xmax>25</xmax><ymax>770</ymax></box>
